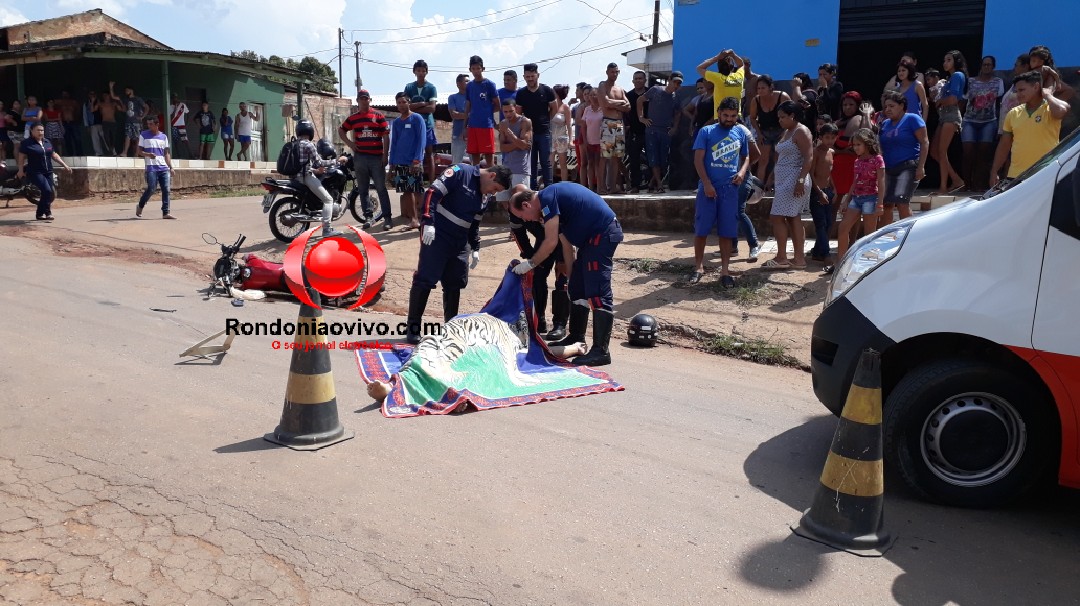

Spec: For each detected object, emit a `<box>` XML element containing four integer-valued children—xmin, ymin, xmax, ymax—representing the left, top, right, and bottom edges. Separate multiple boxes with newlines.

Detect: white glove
<box><xmin>421</xmin><ymin>224</ymin><xmax>435</xmax><ymax>245</ymax></box>
<box><xmin>470</xmin><ymin>250</ymin><xmax>480</xmax><ymax>269</ymax></box>
<box><xmin>513</xmin><ymin>259</ymin><xmax>533</xmax><ymax>275</ymax></box>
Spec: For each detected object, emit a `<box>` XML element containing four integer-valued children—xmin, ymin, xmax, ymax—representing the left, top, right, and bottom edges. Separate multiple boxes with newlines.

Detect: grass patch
<box><xmin>209</xmin><ymin>186</ymin><xmax>265</xmax><ymax>198</ymax></box>
<box><xmin>620</xmin><ymin>258</ymin><xmax>694</xmax><ymax>275</ymax></box>
<box><xmin>701</xmin><ymin>333</ymin><xmax>801</xmax><ymax>367</ymax></box>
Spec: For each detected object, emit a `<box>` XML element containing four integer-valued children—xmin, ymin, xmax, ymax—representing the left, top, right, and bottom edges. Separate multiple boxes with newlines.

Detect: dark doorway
<box><xmin>837</xmin><ymin>0</ymin><xmax>986</xmax><ymax>104</ymax></box>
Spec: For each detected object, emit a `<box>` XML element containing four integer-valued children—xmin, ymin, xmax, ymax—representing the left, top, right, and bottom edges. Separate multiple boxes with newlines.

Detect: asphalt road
<box><xmin>0</xmin><ymin>200</ymin><xmax>1078</xmax><ymax>605</ymax></box>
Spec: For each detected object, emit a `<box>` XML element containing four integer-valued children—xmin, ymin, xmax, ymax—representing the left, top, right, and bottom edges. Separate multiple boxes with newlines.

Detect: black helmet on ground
<box><xmin>627</xmin><ymin>313</ymin><xmax>659</xmax><ymax>347</ymax></box>
<box><xmin>296</xmin><ymin>120</ymin><xmax>315</xmax><ymax>140</ymax></box>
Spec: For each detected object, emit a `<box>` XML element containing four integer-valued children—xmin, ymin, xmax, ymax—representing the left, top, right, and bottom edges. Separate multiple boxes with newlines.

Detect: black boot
<box><xmin>572</xmin><ymin>310</ymin><xmax>614</xmax><ymax>366</ymax></box>
<box><xmin>533</xmin><ymin>284</ymin><xmax>549</xmax><ymax>334</ymax></box>
<box><xmin>406</xmin><ymin>287</ymin><xmax>431</xmax><ymax>345</ymax></box>
<box><xmin>545</xmin><ymin>289</ymin><xmax>569</xmax><ymax>341</ymax></box>
<box><xmin>549</xmin><ymin>303</ymin><xmax>588</xmax><ymax>347</ymax></box>
<box><xmin>442</xmin><ymin>288</ymin><xmax>461</xmax><ymax>323</ymax></box>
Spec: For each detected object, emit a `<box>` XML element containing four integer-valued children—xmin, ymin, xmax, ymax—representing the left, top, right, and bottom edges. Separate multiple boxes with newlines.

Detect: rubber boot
<box><xmin>549</xmin><ymin>303</ymin><xmax>588</xmax><ymax>347</ymax></box>
<box><xmin>442</xmin><ymin>288</ymin><xmax>461</xmax><ymax>323</ymax></box>
<box><xmin>572</xmin><ymin>310</ymin><xmax>613</xmax><ymax>366</ymax></box>
<box><xmin>545</xmin><ymin>289</ymin><xmax>570</xmax><ymax>341</ymax></box>
<box><xmin>406</xmin><ymin>287</ymin><xmax>431</xmax><ymax>345</ymax></box>
<box><xmin>533</xmin><ymin>283</ymin><xmax>549</xmax><ymax>334</ymax></box>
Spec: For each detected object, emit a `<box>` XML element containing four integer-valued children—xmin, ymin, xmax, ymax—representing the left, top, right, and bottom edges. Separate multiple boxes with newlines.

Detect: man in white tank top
<box><xmin>235</xmin><ymin>102</ymin><xmax>259</xmax><ymax>160</ymax></box>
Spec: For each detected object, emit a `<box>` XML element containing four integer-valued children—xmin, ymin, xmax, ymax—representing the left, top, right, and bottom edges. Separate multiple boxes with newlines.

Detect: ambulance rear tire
<box><xmin>883</xmin><ymin>358</ymin><xmax>1057</xmax><ymax>508</ymax></box>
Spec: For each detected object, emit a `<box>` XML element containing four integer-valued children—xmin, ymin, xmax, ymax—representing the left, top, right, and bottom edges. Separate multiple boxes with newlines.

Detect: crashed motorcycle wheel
<box><xmin>268</xmin><ymin>196</ymin><xmax>309</xmax><ymax>244</ymax></box>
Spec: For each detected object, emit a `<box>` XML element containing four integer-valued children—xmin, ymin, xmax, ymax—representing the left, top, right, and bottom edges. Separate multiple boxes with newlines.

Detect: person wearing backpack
<box><xmin>292</xmin><ymin>119</ymin><xmax>348</xmax><ymax>237</ymax></box>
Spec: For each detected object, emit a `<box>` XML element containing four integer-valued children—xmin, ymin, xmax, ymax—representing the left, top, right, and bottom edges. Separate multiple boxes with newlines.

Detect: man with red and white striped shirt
<box><xmin>338</xmin><ymin>89</ymin><xmax>393</xmax><ymax>230</ymax></box>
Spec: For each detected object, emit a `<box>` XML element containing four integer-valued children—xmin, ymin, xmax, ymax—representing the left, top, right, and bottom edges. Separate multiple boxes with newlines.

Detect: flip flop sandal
<box><xmin>688</xmin><ymin>270</ymin><xmax>704</xmax><ymax>284</ymax></box>
<box><xmin>762</xmin><ymin>259</ymin><xmax>792</xmax><ymax>270</ymax></box>
<box><xmin>790</xmin><ymin>262</ymin><xmax>807</xmax><ymax>269</ymax></box>
<box><xmin>721</xmin><ymin>275</ymin><xmax>736</xmax><ymax>289</ymax></box>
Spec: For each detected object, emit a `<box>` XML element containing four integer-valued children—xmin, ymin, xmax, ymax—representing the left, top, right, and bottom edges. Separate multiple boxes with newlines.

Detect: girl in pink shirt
<box><xmin>835</xmin><ymin>128</ymin><xmax>884</xmax><ymax>262</ymax></box>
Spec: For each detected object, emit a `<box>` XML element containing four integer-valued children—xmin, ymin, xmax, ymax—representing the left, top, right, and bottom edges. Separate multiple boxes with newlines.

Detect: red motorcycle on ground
<box><xmin>203</xmin><ymin>233</ymin><xmax>382</xmax><ymax>307</ymax></box>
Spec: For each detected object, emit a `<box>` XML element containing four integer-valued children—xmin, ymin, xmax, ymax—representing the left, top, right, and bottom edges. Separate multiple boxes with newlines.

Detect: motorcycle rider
<box><xmin>404</xmin><ymin>163</ymin><xmax>512</xmax><ymax>344</ymax></box>
<box><xmin>295</xmin><ymin>119</ymin><xmax>347</xmax><ymax>237</ymax></box>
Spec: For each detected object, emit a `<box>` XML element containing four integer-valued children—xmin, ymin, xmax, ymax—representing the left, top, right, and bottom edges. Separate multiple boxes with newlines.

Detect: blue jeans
<box><xmin>352</xmin><ymin>154</ymin><xmax>392</xmax><ymax>220</ymax></box>
<box><xmin>27</xmin><ymin>171</ymin><xmax>54</xmax><ymax>217</ymax></box>
<box><xmin>644</xmin><ymin>126</ymin><xmax>671</xmax><ymax>170</ymax></box>
<box><xmin>530</xmin><ymin>131</ymin><xmax>553</xmax><ymax>189</ymax></box>
<box><xmin>137</xmin><ymin>170</ymin><xmax>171</xmax><ymax>215</ymax></box>
<box><xmin>809</xmin><ymin>186</ymin><xmax>834</xmax><ymax>257</ymax></box>
<box><xmin>731</xmin><ymin>175</ymin><xmax>760</xmax><ymax>250</ymax></box>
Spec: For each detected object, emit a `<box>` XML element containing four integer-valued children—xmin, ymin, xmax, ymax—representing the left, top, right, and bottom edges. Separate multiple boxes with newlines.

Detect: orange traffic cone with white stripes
<box><xmin>791</xmin><ymin>349</ymin><xmax>895</xmax><ymax>556</ymax></box>
<box><xmin>264</xmin><ymin>288</ymin><xmax>354</xmax><ymax>450</ymax></box>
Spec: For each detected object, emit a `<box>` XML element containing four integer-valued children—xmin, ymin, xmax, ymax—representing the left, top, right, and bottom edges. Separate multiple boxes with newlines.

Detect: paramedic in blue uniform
<box><xmin>509</xmin><ymin>182</ymin><xmax>623</xmax><ymax>366</ymax></box>
<box><xmin>405</xmin><ymin>163</ymin><xmax>512</xmax><ymax>344</ymax></box>
<box><xmin>508</xmin><ymin>204</ymin><xmax>569</xmax><ymax>341</ymax></box>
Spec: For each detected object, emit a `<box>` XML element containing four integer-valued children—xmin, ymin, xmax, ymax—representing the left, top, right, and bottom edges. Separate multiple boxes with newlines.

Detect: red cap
<box><xmin>357</xmin><ymin>89</ymin><xmax>370</xmax><ymax>99</ymax></box>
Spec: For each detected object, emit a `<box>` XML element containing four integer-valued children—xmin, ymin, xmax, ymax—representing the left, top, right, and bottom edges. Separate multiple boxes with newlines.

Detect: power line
<box><xmin>359</xmin><ymin>32</ymin><xmax>639</xmax><ymax>74</ymax></box>
<box><xmin>344</xmin><ymin>0</ymin><xmax>560</xmax><ymax>33</ymax></box>
<box><xmin>362</xmin><ymin>12</ymin><xmax>655</xmax><ymax>46</ymax></box>
<box><xmin>547</xmin><ymin>0</ymin><xmax>625</xmax><ymax>72</ymax></box>
<box><xmin>573</xmin><ymin>0</ymin><xmax>640</xmax><ymax>36</ymax></box>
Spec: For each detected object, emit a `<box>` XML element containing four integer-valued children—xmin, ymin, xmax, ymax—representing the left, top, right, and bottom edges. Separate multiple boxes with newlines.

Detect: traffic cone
<box><xmin>791</xmin><ymin>349</ymin><xmax>895</xmax><ymax>556</ymax></box>
<box><xmin>264</xmin><ymin>288</ymin><xmax>354</xmax><ymax>451</ymax></box>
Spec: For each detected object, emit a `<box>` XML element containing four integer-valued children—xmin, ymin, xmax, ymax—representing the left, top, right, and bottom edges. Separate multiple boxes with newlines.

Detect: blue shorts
<box><xmin>694</xmin><ymin>184</ymin><xmax>738</xmax><ymax>238</ymax></box>
<box><xmin>848</xmin><ymin>194</ymin><xmax>879</xmax><ymax>215</ymax></box>
<box><xmin>425</xmin><ymin>128</ymin><xmax>437</xmax><ymax>149</ymax></box>
<box><xmin>237</xmin><ymin>135</ymin><xmax>252</xmax><ymax>144</ymax></box>
<box><xmin>960</xmin><ymin>120</ymin><xmax>996</xmax><ymax>144</ymax></box>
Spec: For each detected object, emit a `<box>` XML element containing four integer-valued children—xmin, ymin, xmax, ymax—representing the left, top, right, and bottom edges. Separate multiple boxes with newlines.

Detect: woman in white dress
<box><xmin>550</xmin><ymin>85</ymin><xmax>573</xmax><ymax>183</ymax></box>
<box><xmin>764</xmin><ymin>100</ymin><xmax>813</xmax><ymax>270</ymax></box>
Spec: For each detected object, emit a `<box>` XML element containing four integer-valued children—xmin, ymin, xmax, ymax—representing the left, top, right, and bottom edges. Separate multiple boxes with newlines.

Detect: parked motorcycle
<box><xmin>204</xmin><ymin>232</ymin><xmax>381</xmax><ymax>307</ymax></box>
<box><xmin>261</xmin><ymin>140</ymin><xmax>357</xmax><ymax>244</ymax></box>
<box><xmin>0</xmin><ymin>165</ymin><xmax>42</xmax><ymax>208</ymax></box>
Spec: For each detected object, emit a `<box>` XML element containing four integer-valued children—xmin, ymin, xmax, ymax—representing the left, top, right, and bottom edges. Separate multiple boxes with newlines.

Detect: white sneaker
<box><xmin>748</xmin><ymin>246</ymin><xmax>761</xmax><ymax>262</ymax></box>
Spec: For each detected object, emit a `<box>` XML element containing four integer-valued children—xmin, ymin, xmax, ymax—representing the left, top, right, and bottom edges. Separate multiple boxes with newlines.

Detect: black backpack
<box><xmin>276</xmin><ymin>137</ymin><xmax>303</xmax><ymax>176</ymax></box>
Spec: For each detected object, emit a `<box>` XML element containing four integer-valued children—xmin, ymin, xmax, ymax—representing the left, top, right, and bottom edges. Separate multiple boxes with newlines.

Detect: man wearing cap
<box><xmin>405</xmin><ymin>163</ymin><xmax>513</xmax><ymax>344</ymax></box>
<box><xmin>597</xmin><ymin>62</ymin><xmax>631</xmax><ymax>193</ymax></box>
<box><xmin>509</xmin><ymin>182</ymin><xmax>623</xmax><ymax>366</ymax></box>
<box><xmin>636</xmin><ymin>72</ymin><xmax>684</xmax><ymax>193</ymax></box>
<box><xmin>339</xmin><ymin>89</ymin><xmax>393</xmax><ymax>230</ymax></box>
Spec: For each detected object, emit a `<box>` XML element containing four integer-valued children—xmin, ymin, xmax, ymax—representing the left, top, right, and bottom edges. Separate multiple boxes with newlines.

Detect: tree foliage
<box><xmin>230</xmin><ymin>50</ymin><xmax>337</xmax><ymax>93</ymax></box>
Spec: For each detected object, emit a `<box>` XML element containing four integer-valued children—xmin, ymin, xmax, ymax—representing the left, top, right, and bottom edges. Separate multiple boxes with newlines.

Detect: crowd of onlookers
<box><xmin>0</xmin><ymin>83</ymin><xmax>264</xmax><ymax>163</ymax></box>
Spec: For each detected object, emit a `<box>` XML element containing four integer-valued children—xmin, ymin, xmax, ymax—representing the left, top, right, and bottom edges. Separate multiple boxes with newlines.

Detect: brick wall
<box><xmin>281</xmin><ymin>92</ymin><xmax>355</xmax><ymax>149</ymax></box>
<box><xmin>2</xmin><ymin>9</ymin><xmax>167</xmax><ymax>50</ymax></box>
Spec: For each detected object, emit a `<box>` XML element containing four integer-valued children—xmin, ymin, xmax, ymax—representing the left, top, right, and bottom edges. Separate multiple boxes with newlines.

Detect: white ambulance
<box><xmin>811</xmin><ymin>126</ymin><xmax>1080</xmax><ymax>508</ymax></box>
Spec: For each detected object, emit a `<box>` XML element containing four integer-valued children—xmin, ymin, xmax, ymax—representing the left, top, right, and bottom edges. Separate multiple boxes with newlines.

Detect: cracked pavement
<box><xmin>2</xmin><ymin>205</ymin><xmax>1079</xmax><ymax>605</ymax></box>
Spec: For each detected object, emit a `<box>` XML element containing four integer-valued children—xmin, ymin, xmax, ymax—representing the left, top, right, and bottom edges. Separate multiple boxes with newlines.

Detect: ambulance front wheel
<box><xmin>883</xmin><ymin>358</ymin><xmax>1058</xmax><ymax>508</ymax></box>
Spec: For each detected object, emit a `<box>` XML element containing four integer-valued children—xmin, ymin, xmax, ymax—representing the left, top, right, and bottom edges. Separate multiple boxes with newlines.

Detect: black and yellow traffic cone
<box><xmin>791</xmin><ymin>349</ymin><xmax>895</xmax><ymax>556</ymax></box>
<box><xmin>264</xmin><ymin>288</ymin><xmax>354</xmax><ymax>451</ymax></box>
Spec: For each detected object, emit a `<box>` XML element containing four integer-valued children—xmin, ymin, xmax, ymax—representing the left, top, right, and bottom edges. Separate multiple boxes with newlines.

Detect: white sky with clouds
<box><xmin>3</xmin><ymin>0</ymin><xmax>674</xmax><ymax>99</ymax></box>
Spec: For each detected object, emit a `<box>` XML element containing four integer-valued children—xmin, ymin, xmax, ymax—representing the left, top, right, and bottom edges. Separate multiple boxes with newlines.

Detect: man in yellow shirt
<box><xmin>696</xmin><ymin>48</ymin><xmax>746</xmax><ymax>118</ymax></box>
<box><xmin>991</xmin><ymin>70</ymin><xmax>1070</xmax><ymax>184</ymax></box>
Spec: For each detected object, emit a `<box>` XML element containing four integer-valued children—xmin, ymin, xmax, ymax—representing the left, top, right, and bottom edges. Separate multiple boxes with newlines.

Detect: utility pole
<box><xmin>354</xmin><ymin>41</ymin><xmax>362</xmax><ymax>94</ymax></box>
<box><xmin>338</xmin><ymin>28</ymin><xmax>344</xmax><ymax>98</ymax></box>
<box><xmin>652</xmin><ymin>0</ymin><xmax>660</xmax><ymax>45</ymax></box>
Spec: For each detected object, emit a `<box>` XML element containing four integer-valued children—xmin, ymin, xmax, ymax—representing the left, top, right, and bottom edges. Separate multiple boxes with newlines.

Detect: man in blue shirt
<box><xmin>691</xmin><ymin>96</ymin><xmax>749</xmax><ymax>288</ymax></box>
<box><xmin>389</xmin><ymin>92</ymin><xmax>428</xmax><ymax>230</ymax></box>
<box><xmin>447</xmin><ymin>74</ymin><xmax>469</xmax><ymax>163</ymax></box>
<box><xmin>464</xmin><ymin>55</ymin><xmax>500</xmax><ymax>168</ymax></box>
<box><xmin>497</xmin><ymin>69</ymin><xmax>519</xmax><ymax>121</ymax></box>
<box><xmin>404</xmin><ymin>59</ymin><xmax>438</xmax><ymax>183</ymax></box>
<box><xmin>405</xmin><ymin>163</ymin><xmax>512</xmax><ymax>343</ymax></box>
<box><xmin>509</xmin><ymin>182</ymin><xmax>623</xmax><ymax>366</ymax></box>
<box><xmin>636</xmin><ymin>72</ymin><xmax>683</xmax><ymax>193</ymax></box>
